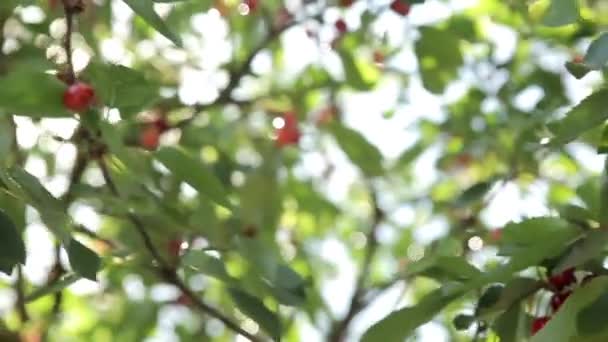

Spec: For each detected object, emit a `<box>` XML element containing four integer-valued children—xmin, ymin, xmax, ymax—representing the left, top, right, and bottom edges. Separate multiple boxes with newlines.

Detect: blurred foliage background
<box><xmin>0</xmin><ymin>0</ymin><xmax>608</xmax><ymax>341</ymax></box>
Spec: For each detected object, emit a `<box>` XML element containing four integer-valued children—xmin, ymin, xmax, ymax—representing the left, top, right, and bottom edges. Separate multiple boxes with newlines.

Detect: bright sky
<box><xmin>2</xmin><ymin>0</ymin><xmax>606</xmax><ymax>341</ymax></box>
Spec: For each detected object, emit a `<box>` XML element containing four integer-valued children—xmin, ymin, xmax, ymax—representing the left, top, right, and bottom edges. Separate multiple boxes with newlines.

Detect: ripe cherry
<box><xmin>550</xmin><ymin>291</ymin><xmax>571</xmax><ymax>312</ymax></box>
<box><xmin>63</xmin><ymin>82</ymin><xmax>95</xmax><ymax>112</ymax></box>
<box><xmin>316</xmin><ymin>106</ymin><xmax>337</xmax><ymax>126</ymax></box>
<box><xmin>140</xmin><ymin>125</ymin><xmax>161</xmax><ymax>151</ymax></box>
<box><xmin>276</xmin><ymin>112</ymin><xmax>301</xmax><ymax>147</ymax></box>
<box><xmin>390</xmin><ymin>0</ymin><xmax>411</xmax><ymax>16</ymax></box>
<box><xmin>167</xmin><ymin>238</ymin><xmax>183</xmax><ymax>259</ymax></box>
<box><xmin>176</xmin><ymin>293</ymin><xmax>193</xmax><ymax>306</ymax></box>
<box><xmin>244</xmin><ymin>0</ymin><xmax>258</xmax><ymax>12</ymax></box>
<box><xmin>489</xmin><ymin>229</ymin><xmax>502</xmax><ymax>242</ymax></box>
<box><xmin>339</xmin><ymin>0</ymin><xmax>354</xmax><ymax>7</ymax></box>
<box><xmin>573</xmin><ymin>55</ymin><xmax>584</xmax><ymax>64</ymax></box>
<box><xmin>335</xmin><ymin>19</ymin><xmax>348</xmax><ymax>34</ymax></box>
<box><xmin>153</xmin><ymin>117</ymin><xmax>170</xmax><ymax>133</ymax></box>
<box><xmin>531</xmin><ymin>316</ymin><xmax>551</xmax><ymax>335</ymax></box>
<box><xmin>456</xmin><ymin>153</ymin><xmax>473</xmax><ymax>167</ymax></box>
<box><xmin>548</xmin><ymin>268</ymin><xmax>576</xmax><ymax>291</ymax></box>
<box><xmin>373</xmin><ymin>51</ymin><xmax>385</xmax><ymax>65</ymax></box>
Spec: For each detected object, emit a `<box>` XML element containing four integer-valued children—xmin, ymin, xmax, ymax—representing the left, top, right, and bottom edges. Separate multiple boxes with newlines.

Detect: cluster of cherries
<box><xmin>64</xmin><ymin>80</ymin><xmax>302</xmax><ymax>149</ymax></box>
<box><xmin>531</xmin><ymin>268</ymin><xmax>595</xmax><ymax>335</ymax></box>
<box><xmin>62</xmin><ymin>81</ymin><xmax>170</xmax><ymax>150</ymax></box>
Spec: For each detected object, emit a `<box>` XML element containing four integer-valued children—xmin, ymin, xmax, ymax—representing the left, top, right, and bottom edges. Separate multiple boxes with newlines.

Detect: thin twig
<box><xmin>61</xmin><ymin>0</ymin><xmax>77</xmax><ymax>84</ymax></box>
<box><xmin>97</xmin><ymin>157</ymin><xmax>261</xmax><ymax>342</ymax></box>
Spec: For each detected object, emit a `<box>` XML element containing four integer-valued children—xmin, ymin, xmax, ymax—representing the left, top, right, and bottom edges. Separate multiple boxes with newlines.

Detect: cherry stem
<box><xmin>61</xmin><ymin>0</ymin><xmax>76</xmax><ymax>84</ymax></box>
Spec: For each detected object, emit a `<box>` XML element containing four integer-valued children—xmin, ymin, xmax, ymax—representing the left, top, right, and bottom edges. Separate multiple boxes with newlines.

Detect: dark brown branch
<box><xmin>60</xmin><ymin>0</ymin><xmax>78</xmax><ymax>84</ymax></box>
<box><xmin>96</xmin><ymin>158</ymin><xmax>261</xmax><ymax>342</ymax></box>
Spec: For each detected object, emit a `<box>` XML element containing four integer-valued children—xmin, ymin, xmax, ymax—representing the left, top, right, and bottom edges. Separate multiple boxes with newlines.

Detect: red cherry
<box><xmin>339</xmin><ymin>0</ymin><xmax>354</xmax><ymax>7</ymax></box>
<box><xmin>276</xmin><ymin>112</ymin><xmax>301</xmax><ymax>147</ymax></box>
<box><xmin>550</xmin><ymin>291</ymin><xmax>571</xmax><ymax>312</ymax></box>
<box><xmin>335</xmin><ymin>19</ymin><xmax>347</xmax><ymax>34</ymax></box>
<box><xmin>167</xmin><ymin>238</ymin><xmax>183</xmax><ymax>259</ymax></box>
<box><xmin>176</xmin><ymin>293</ymin><xmax>193</xmax><ymax>306</ymax></box>
<box><xmin>531</xmin><ymin>316</ymin><xmax>551</xmax><ymax>335</ymax></box>
<box><xmin>390</xmin><ymin>0</ymin><xmax>411</xmax><ymax>16</ymax></box>
<box><xmin>373</xmin><ymin>51</ymin><xmax>385</xmax><ymax>65</ymax></box>
<box><xmin>549</xmin><ymin>268</ymin><xmax>576</xmax><ymax>291</ymax></box>
<box><xmin>140</xmin><ymin>125</ymin><xmax>161</xmax><ymax>151</ymax></box>
<box><xmin>316</xmin><ymin>106</ymin><xmax>337</xmax><ymax>126</ymax></box>
<box><xmin>456</xmin><ymin>153</ymin><xmax>473</xmax><ymax>167</ymax></box>
<box><xmin>490</xmin><ymin>229</ymin><xmax>502</xmax><ymax>242</ymax></box>
<box><xmin>153</xmin><ymin>117</ymin><xmax>170</xmax><ymax>133</ymax></box>
<box><xmin>63</xmin><ymin>82</ymin><xmax>95</xmax><ymax>112</ymax></box>
<box><xmin>244</xmin><ymin>0</ymin><xmax>258</xmax><ymax>12</ymax></box>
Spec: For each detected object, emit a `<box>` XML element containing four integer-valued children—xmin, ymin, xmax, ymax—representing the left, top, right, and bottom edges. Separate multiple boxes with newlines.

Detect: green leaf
<box><xmin>25</xmin><ymin>273</ymin><xmax>80</xmax><ymax>302</ymax></box>
<box><xmin>405</xmin><ymin>256</ymin><xmax>481</xmax><ymax>281</ymax></box>
<box><xmin>541</xmin><ymin>0</ymin><xmax>578</xmax><ymax>27</ymax></box>
<box><xmin>548</xmin><ymin>89</ymin><xmax>608</xmax><ymax>146</ymax></box>
<box><xmin>584</xmin><ymin>32</ymin><xmax>608</xmax><ymax>70</ymax></box>
<box><xmin>477</xmin><ymin>277</ymin><xmax>541</xmax><ymax>318</ymax></box>
<box><xmin>0</xmin><ymin>209</ymin><xmax>26</xmax><ymax>275</ymax></box>
<box><xmin>269</xmin><ymin>265</ymin><xmax>307</xmax><ymax>306</ymax></box>
<box><xmin>531</xmin><ymin>276</ymin><xmax>608</xmax><ymax>342</ymax></box>
<box><xmin>553</xmin><ymin>230</ymin><xmax>608</xmax><ymax>273</ymax></box>
<box><xmin>122</xmin><ymin>0</ymin><xmax>183</xmax><ymax>47</ymax></box>
<box><xmin>67</xmin><ymin>238</ymin><xmax>101</xmax><ymax>281</ymax></box>
<box><xmin>361</xmin><ymin>285</ymin><xmax>466</xmax><ymax>342</ymax></box>
<box><xmin>85</xmin><ymin>63</ymin><xmax>159</xmax><ymax>115</ymax></box>
<box><xmin>453</xmin><ymin>314</ymin><xmax>475</xmax><ymax>330</ymax></box>
<box><xmin>558</xmin><ymin>204</ymin><xmax>595</xmax><ymax>224</ymax></box>
<box><xmin>477</xmin><ymin>285</ymin><xmax>504</xmax><ymax>311</ymax></box>
<box><xmin>493</xmin><ymin>304</ymin><xmax>531</xmax><ymax>342</ymax></box>
<box><xmin>4</xmin><ymin>168</ymin><xmax>71</xmax><ymax>242</ymax></box>
<box><xmin>362</xmin><ymin>216</ymin><xmax>579</xmax><ymax>341</ymax></box>
<box><xmin>155</xmin><ymin>147</ymin><xmax>231</xmax><ymax>209</ymax></box>
<box><xmin>601</xmin><ymin>158</ymin><xmax>608</xmax><ymax>225</ymax></box>
<box><xmin>598</xmin><ymin>126</ymin><xmax>608</xmax><ymax>154</ymax></box>
<box><xmin>455</xmin><ymin>181</ymin><xmax>494</xmax><ymax>207</ymax></box>
<box><xmin>578</xmin><ymin>291</ymin><xmax>608</xmax><ymax>336</ymax></box>
<box><xmin>415</xmin><ymin>26</ymin><xmax>463</xmax><ymax>94</ymax></box>
<box><xmin>0</xmin><ymin>66</ymin><xmax>69</xmax><ymax>117</ymax></box>
<box><xmin>565</xmin><ymin>61</ymin><xmax>591</xmax><ymax>79</ymax></box>
<box><xmin>499</xmin><ymin>217</ymin><xmax>579</xmax><ymax>256</ymax></box>
<box><xmin>337</xmin><ymin>48</ymin><xmax>379</xmax><ymax>91</ymax></box>
<box><xmin>329</xmin><ymin>123</ymin><xmax>383</xmax><ymax>177</ymax></box>
<box><xmin>182</xmin><ymin>250</ymin><xmax>233</xmax><ymax>282</ymax></box>
<box><xmin>228</xmin><ymin>288</ymin><xmax>282</xmax><ymax>341</ymax></box>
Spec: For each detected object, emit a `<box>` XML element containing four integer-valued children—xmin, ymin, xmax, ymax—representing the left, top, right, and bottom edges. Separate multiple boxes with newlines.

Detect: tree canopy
<box><xmin>0</xmin><ymin>0</ymin><xmax>608</xmax><ymax>341</ymax></box>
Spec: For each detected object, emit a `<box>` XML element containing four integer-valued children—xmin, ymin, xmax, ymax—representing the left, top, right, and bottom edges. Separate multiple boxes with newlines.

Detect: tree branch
<box><xmin>96</xmin><ymin>157</ymin><xmax>261</xmax><ymax>342</ymax></box>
